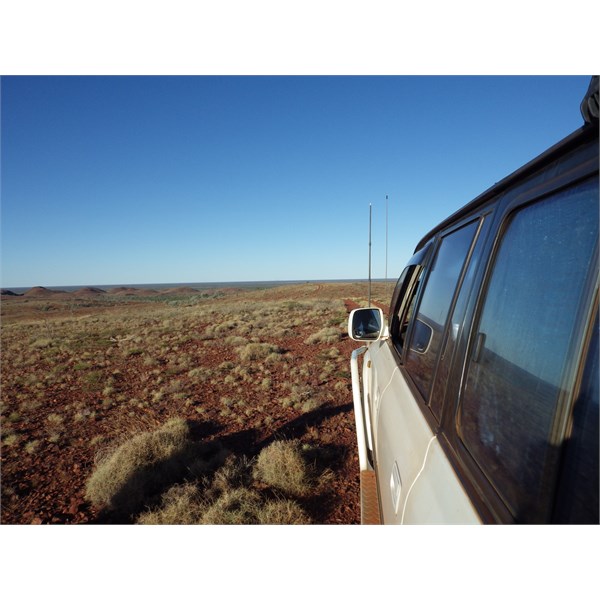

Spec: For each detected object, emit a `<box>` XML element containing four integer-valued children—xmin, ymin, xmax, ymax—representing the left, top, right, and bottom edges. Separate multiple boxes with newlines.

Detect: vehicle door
<box><xmin>374</xmin><ymin>216</ymin><xmax>486</xmax><ymax>523</ymax></box>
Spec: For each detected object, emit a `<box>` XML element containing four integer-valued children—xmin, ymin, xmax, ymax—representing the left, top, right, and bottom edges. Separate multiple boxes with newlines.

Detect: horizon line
<box><xmin>2</xmin><ymin>277</ymin><xmax>393</xmax><ymax>293</ymax></box>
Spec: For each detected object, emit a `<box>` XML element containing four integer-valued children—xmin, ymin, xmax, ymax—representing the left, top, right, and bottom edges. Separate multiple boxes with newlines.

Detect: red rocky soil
<box><xmin>1</xmin><ymin>283</ymin><xmax>391</xmax><ymax>525</ymax></box>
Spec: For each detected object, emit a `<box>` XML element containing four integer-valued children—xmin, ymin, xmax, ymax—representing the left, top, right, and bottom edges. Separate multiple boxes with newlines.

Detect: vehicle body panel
<box><xmin>347</xmin><ymin>80</ymin><xmax>599</xmax><ymax>524</ymax></box>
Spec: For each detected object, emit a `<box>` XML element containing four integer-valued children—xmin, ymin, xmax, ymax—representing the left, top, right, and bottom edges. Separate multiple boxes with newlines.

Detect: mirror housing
<box><xmin>348</xmin><ymin>307</ymin><xmax>385</xmax><ymax>342</ymax></box>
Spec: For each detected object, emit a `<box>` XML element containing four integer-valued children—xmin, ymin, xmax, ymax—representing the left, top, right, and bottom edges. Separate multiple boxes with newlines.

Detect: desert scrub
<box><xmin>164</xmin><ymin>379</ymin><xmax>185</xmax><ymax>395</ymax></box>
<box><xmin>136</xmin><ymin>454</ymin><xmax>309</xmax><ymax>525</ymax></box>
<box><xmin>125</xmin><ymin>348</ymin><xmax>144</xmax><ymax>357</ymax></box>
<box><xmin>7</xmin><ymin>411</ymin><xmax>21</xmax><ymax>424</ymax></box>
<box><xmin>82</xmin><ymin>370</ymin><xmax>103</xmax><ymax>391</ymax></box>
<box><xmin>300</xmin><ymin>396</ymin><xmax>323</xmax><ymax>413</ymax></box>
<box><xmin>253</xmin><ymin>440</ymin><xmax>314</xmax><ymax>496</ymax></box>
<box><xmin>223</xmin><ymin>335</ymin><xmax>248</xmax><ymax>347</ymax></box>
<box><xmin>258</xmin><ymin>499</ymin><xmax>309</xmax><ymax>524</ymax></box>
<box><xmin>236</xmin><ymin>342</ymin><xmax>282</xmax><ymax>362</ymax></box>
<box><xmin>200</xmin><ymin>455</ymin><xmax>310</xmax><ymax>523</ymax></box>
<box><xmin>203</xmin><ymin>491</ymin><xmax>310</xmax><ymax>524</ymax></box>
<box><xmin>334</xmin><ymin>380</ymin><xmax>349</xmax><ymax>391</ymax></box>
<box><xmin>220</xmin><ymin>396</ymin><xmax>235</xmax><ymax>408</ymax></box>
<box><xmin>25</xmin><ymin>440</ymin><xmax>40</xmax><ymax>454</ymax></box>
<box><xmin>187</xmin><ymin>367</ymin><xmax>212</xmax><ymax>381</ymax></box>
<box><xmin>199</xmin><ymin>488</ymin><xmax>264</xmax><ymax>524</ymax></box>
<box><xmin>325</xmin><ymin>347</ymin><xmax>341</xmax><ymax>359</ymax></box>
<box><xmin>31</xmin><ymin>337</ymin><xmax>54</xmax><ymax>349</ymax></box>
<box><xmin>85</xmin><ymin>418</ymin><xmax>212</xmax><ymax>516</ymax></box>
<box><xmin>142</xmin><ymin>356</ymin><xmax>159</xmax><ymax>368</ymax></box>
<box><xmin>2</xmin><ymin>433</ymin><xmax>19</xmax><ymax>447</ymax></box>
<box><xmin>305</xmin><ymin>326</ymin><xmax>342</xmax><ymax>344</ymax></box>
<box><xmin>137</xmin><ymin>482</ymin><xmax>205</xmax><ymax>525</ymax></box>
<box><xmin>138</xmin><ymin>485</ymin><xmax>306</xmax><ymax>525</ymax></box>
<box><xmin>281</xmin><ymin>384</ymin><xmax>317</xmax><ymax>412</ymax></box>
<box><xmin>47</xmin><ymin>413</ymin><xmax>64</xmax><ymax>428</ymax></box>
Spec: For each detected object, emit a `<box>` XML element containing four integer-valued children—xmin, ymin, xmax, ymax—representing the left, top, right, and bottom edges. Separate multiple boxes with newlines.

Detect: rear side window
<box><xmin>553</xmin><ymin>312</ymin><xmax>599</xmax><ymax>523</ymax></box>
<box><xmin>404</xmin><ymin>220</ymin><xmax>479</xmax><ymax>403</ymax></box>
<box><xmin>458</xmin><ymin>178</ymin><xmax>599</xmax><ymax>523</ymax></box>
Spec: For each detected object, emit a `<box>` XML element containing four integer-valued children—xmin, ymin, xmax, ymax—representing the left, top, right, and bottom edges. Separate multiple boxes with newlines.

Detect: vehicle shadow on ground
<box><xmin>89</xmin><ymin>402</ymin><xmax>354</xmax><ymax>524</ymax></box>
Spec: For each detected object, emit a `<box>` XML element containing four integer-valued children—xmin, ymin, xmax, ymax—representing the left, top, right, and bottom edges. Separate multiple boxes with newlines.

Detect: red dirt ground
<box><xmin>1</xmin><ymin>283</ymin><xmax>392</xmax><ymax>525</ymax></box>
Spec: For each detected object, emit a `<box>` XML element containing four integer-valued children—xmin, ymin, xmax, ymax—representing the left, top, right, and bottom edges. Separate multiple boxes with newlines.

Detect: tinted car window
<box><xmin>405</xmin><ymin>220</ymin><xmax>479</xmax><ymax>402</ymax></box>
<box><xmin>553</xmin><ymin>313</ymin><xmax>599</xmax><ymax>524</ymax></box>
<box><xmin>391</xmin><ymin>265</ymin><xmax>425</xmax><ymax>355</ymax></box>
<box><xmin>458</xmin><ymin>178</ymin><xmax>599</xmax><ymax>523</ymax></box>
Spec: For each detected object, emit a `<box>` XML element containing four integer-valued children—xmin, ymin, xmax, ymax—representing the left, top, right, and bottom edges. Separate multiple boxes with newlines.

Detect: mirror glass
<box><xmin>350</xmin><ymin>308</ymin><xmax>383</xmax><ymax>340</ymax></box>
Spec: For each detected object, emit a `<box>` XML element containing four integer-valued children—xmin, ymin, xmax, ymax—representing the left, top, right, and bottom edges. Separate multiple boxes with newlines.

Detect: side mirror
<box><xmin>348</xmin><ymin>307</ymin><xmax>385</xmax><ymax>342</ymax></box>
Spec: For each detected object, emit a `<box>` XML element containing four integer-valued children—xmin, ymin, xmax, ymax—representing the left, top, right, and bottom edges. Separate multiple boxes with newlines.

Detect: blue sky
<box><xmin>0</xmin><ymin>75</ymin><xmax>591</xmax><ymax>288</ymax></box>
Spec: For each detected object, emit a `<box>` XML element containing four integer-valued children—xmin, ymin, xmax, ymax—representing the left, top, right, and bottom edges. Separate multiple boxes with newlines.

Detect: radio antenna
<box><xmin>385</xmin><ymin>194</ymin><xmax>388</xmax><ymax>286</ymax></box>
<box><xmin>368</xmin><ymin>203</ymin><xmax>372</xmax><ymax>307</ymax></box>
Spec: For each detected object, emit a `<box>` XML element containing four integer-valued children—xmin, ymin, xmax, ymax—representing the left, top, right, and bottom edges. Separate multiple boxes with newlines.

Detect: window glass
<box><xmin>429</xmin><ymin>217</ymin><xmax>491</xmax><ymax>420</ymax></box>
<box><xmin>391</xmin><ymin>265</ymin><xmax>425</xmax><ymax>355</ymax></box>
<box><xmin>553</xmin><ymin>314</ymin><xmax>598</xmax><ymax>524</ymax></box>
<box><xmin>405</xmin><ymin>221</ymin><xmax>479</xmax><ymax>402</ymax></box>
<box><xmin>459</xmin><ymin>179</ymin><xmax>598</xmax><ymax>522</ymax></box>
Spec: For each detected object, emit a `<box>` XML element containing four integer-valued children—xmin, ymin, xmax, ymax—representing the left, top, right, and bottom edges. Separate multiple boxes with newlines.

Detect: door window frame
<box><xmin>448</xmin><ymin>175</ymin><xmax>600</xmax><ymax>523</ymax></box>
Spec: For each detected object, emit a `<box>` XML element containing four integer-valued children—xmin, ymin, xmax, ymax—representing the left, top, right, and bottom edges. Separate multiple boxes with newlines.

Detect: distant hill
<box><xmin>24</xmin><ymin>286</ymin><xmax>68</xmax><ymax>297</ymax></box>
<box><xmin>72</xmin><ymin>287</ymin><xmax>107</xmax><ymax>296</ymax></box>
<box><xmin>1</xmin><ymin>289</ymin><xmax>22</xmax><ymax>297</ymax></box>
<box><xmin>108</xmin><ymin>287</ymin><xmax>158</xmax><ymax>296</ymax></box>
<box><xmin>160</xmin><ymin>287</ymin><xmax>200</xmax><ymax>295</ymax></box>
<box><xmin>108</xmin><ymin>287</ymin><xmax>138</xmax><ymax>295</ymax></box>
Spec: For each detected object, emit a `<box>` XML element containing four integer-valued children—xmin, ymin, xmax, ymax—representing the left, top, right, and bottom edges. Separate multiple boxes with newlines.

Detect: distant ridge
<box><xmin>4</xmin><ymin>285</ymin><xmax>206</xmax><ymax>298</ymax></box>
<box><xmin>4</xmin><ymin>279</ymin><xmax>380</xmax><ymax>296</ymax></box>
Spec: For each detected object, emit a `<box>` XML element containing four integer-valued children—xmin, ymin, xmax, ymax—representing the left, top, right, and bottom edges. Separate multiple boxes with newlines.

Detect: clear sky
<box><xmin>0</xmin><ymin>75</ymin><xmax>592</xmax><ymax>288</ymax></box>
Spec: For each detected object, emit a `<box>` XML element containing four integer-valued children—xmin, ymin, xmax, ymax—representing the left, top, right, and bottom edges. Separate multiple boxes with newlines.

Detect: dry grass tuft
<box><xmin>305</xmin><ymin>326</ymin><xmax>342</xmax><ymax>345</ymax></box>
<box><xmin>237</xmin><ymin>343</ymin><xmax>282</xmax><ymax>362</ymax></box>
<box><xmin>137</xmin><ymin>483</ymin><xmax>205</xmax><ymax>525</ymax></box>
<box><xmin>253</xmin><ymin>439</ymin><xmax>313</xmax><ymax>496</ymax></box>
<box><xmin>85</xmin><ymin>418</ymin><xmax>208</xmax><ymax>515</ymax></box>
<box><xmin>199</xmin><ymin>487</ymin><xmax>264</xmax><ymax>524</ymax></box>
<box><xmin>136</xmin><ymin>452</ymin><xmax>311</xmax><ymax>524</ymax></box>
<box><xmin>258</xmin><ymin>499</ymin><xmax>309</xmax><ymax>524</ymax></box>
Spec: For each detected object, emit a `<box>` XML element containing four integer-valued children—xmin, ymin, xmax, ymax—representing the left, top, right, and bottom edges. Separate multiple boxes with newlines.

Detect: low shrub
<box><xmin>2</xmin><ymin>433</ymin><xmax>19</xmax><ymax>447</ymax></box>
<box><xmin>137</xmin><ymin>452</ymin><xmax>311</xmax><ymax>524</ymax></box>
<box><xmin>257</xmin><ymin>499</ymin><xmax>310</xmax><ymax>524</ymax></box>
<box><xmin>253</xmin><ymin>439</ymin><xmax>313</xmax><ymax>496</ymax></box>
<box><xmin>223</xmin><ymin>335</ymin><xmax>248</xmax><ymax>347</ymax></box>
<box><xmin>236</xmin><ymin>343</ymin><xmax>282</xmax><ymax>362</ymax></box>
<box><xmin>301</xmin><ymin>397</ymin><xmax>323</xmax><ymax>413</ymax></box>
<box><xmin>137</xmin><ymin>483</ymin><xmax>205</xmax><ymax>525</ymax></box>
<box><xmin>85</xmin><ymin>418</ymin><xmax>208</xmax><ymax>516</ymax></box>
<box><xmin>200</xmin><ymin>487</ymin><xmax>264</xmax><ymax>524</ymax></box>
<box><xmin>305</xmin><ymin>327</ymin><xmax>342</xmax><ymax>345</ymax></box>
